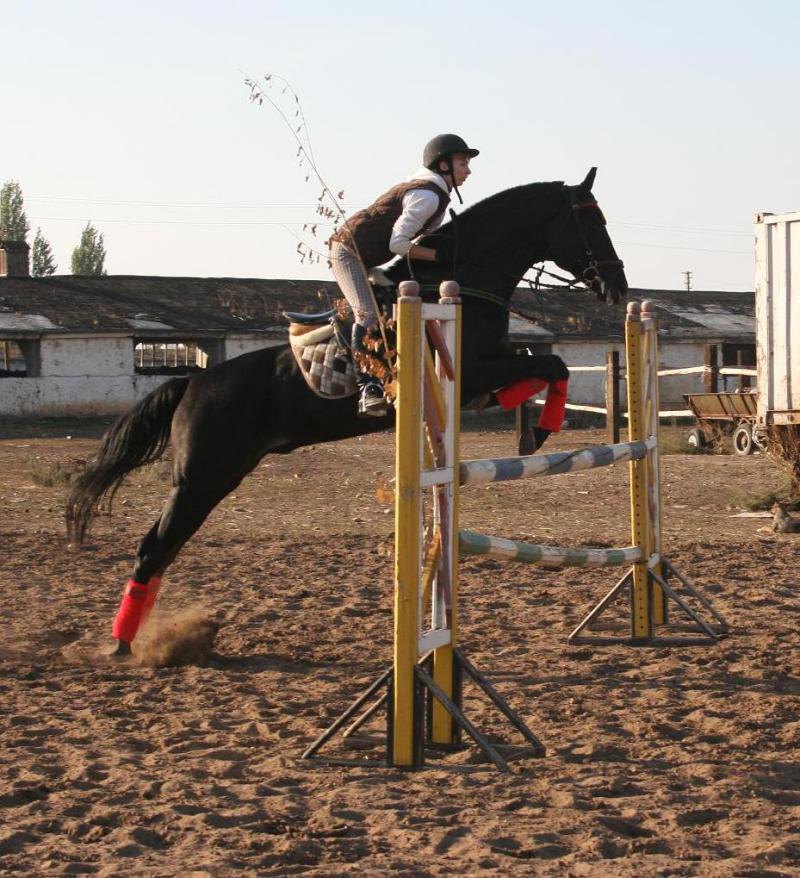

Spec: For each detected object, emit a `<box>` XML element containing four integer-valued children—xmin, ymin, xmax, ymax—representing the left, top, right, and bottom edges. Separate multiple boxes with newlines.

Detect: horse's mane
<box><xmin>386</xmin><ymin>179</ymin><xmax>571</xmax><ymax>292</ymax></box>
<box><xmin>437</xmin><ymin>180</ymin><xmax>565</xmax><ymax>231</ymax></box>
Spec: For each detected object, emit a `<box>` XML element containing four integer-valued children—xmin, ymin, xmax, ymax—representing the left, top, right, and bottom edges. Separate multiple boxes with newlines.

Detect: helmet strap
<box><xmin>441</xmin><ymin>155</ymin><xmax>463</xmax><ymax>204</ymax></box>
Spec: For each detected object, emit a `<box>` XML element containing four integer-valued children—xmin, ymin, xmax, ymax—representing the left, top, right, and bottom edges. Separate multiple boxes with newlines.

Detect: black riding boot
<box><xmin>351</xmin><ymin>324</ymin><xmax>387</xmax><ymax>417</ymax></box>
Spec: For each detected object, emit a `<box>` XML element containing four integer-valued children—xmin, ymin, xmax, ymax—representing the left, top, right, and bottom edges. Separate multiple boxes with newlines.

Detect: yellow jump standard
<box><xmin>304</xmin><ymin>281</ymin><xmax>545</xmax><ymax>772</ymax></box>
<box><xmin>304</xmin><ymin>291</ymin><xmax>726</xmax><ymax>773</ymax></box>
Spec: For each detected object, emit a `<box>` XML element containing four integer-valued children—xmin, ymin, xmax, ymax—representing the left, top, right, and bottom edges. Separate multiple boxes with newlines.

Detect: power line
<box><xmin>28</xmin><ymin>215</ymin><xmax>751</xmax><ymax>256</ymax></box>
<box><xmin>28</xmin><ymin>215</ymin><xmax>337</xmax><ymax>227</ymax></box>
<box><xmin>611</xmin><ymin>221</ymin><xmax>750</xmax><ymax>237</ymax></box>
<box><xmin>617</xmin><ymin>241</ymin><xmax>749</xmax><ymax>255</ymax></box>
<box><xmin>25</xmin><ymin>195</ymin><xmax>331</xmax><ymax>209</ymax></box>
<box><xmin>26</xmin><ymin>194</ymin><xmax>753</xmax><ymax>237</ymax></box>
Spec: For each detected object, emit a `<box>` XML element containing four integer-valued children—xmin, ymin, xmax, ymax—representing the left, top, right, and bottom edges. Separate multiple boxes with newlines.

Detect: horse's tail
<box><xmin>66</xmin><ymin>377</ymin><xmax>190</xmax><ymax>543</ymax></box>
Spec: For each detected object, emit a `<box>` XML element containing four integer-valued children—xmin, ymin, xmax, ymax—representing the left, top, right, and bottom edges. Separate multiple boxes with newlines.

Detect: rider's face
<box><xmin>440</xmin><ymin>153</ymin><xmax>472</xmax><ymax>188</ymax></box>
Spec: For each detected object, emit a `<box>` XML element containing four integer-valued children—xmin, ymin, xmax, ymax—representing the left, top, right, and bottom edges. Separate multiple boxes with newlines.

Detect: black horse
<box><xmin>67</xmin><ymin>168</ymin><xmax>627</xmax><ymax>650</ymax></box>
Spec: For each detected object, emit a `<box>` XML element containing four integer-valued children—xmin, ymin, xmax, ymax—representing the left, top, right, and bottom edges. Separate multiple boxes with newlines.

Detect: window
<box><xmin>134</xmin><ymin>340</ymin><xmax>211</xmax><ymax>375</ymax></box>
<box><xmin>0</xmin><ymin>339</ymin><xmax>28</xmax><ymax>376</ymax></box>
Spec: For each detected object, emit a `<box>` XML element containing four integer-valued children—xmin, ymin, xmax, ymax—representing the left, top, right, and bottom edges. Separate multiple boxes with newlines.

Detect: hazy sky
<box><xmin>2</xmin><ymin>0</ymin><xmax>798</xmax><ymax>290</ymax></box>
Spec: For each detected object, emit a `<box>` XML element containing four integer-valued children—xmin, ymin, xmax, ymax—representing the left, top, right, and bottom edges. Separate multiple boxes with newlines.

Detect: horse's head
<box><xmin>548</xmin><ymin>168</ymin><xmax>628</xmax><ymax>304</ymax></box>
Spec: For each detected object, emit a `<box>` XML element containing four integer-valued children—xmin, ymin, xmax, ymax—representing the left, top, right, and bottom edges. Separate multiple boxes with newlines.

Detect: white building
<box><xmin>508</xmin><ymin>287</ymin><xmax>755</xmax><ymax>415</ymax></box>
<box><xmin>0</xmin><ymin>242</ymin><xmax>754</xmax><ymax>418</ymax></box>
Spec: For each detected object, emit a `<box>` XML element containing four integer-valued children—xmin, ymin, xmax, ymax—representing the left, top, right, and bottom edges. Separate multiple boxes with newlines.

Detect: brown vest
<box><xmin>330</xmin><ymin>180</ymin><xmax>450</xmax><ymax>267</ymax></box>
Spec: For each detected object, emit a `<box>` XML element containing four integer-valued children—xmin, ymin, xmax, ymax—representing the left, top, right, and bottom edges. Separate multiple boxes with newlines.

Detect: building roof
<box><xmin>510</xmin><ymin>287</ymin><xmax>755</xmax><ymax>342</ymax></box>
<box><xmin>0</xmin><ymin>275</ymin><xmax>335</xmax><ymax>336</ymax></box>
<box><xmin>0</xmin><ymin>274</ymin><xmax>754</xmax><ymax>342</ymax></box>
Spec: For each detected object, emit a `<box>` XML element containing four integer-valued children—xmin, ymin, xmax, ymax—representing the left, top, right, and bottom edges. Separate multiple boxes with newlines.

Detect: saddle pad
<box><xmin>290</xmin><ymin>334</ymin><xmax>358</xmax><ymax>399</ymax></box>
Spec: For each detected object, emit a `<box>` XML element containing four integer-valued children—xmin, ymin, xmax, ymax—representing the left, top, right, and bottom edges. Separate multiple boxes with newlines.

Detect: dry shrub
<box><xmin>767</xmin><ymin>424</ymin><xmax>800</xmax><ymax>495</ymax></box>
<box><xmin>699</xmin><ymin>421</ymin><xmax>731</xmax><ymax>455</ymax></box>
<box><xmin>136</xmin><ymin>609</ymin><xmax>220</xmax><ymax>668</ymax></box>
<box><xmin>31</xmin><ymin>457</ymin><xmax>87</xmax><ymax>487</ymax></box>
<box><xmin>658</xmin><ymin>427</ymin><xmax>699</xmax><ymax>456</ymax></box>
<box><xmin>137</xmin><ymin>459</ymin><xmax>173</xmax><ymax>483</ymax></box>
<box><xmin>728</xmin><ymin>482</ymin><xmax>795</xmax><ymax>512</ymax></box>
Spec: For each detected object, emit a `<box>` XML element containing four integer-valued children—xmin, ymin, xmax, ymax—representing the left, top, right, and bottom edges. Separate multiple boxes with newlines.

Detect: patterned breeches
<box><xmin>329</xmin><ymin>241</ymin><xmax>378</xmax><ymax>328</ymax></box>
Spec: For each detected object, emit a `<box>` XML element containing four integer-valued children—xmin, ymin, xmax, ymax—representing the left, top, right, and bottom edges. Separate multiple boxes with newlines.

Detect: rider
<box><xmin>329</xmin><ymin>133</ymin><xmax>479</xmax><ymax>416</ymax></box>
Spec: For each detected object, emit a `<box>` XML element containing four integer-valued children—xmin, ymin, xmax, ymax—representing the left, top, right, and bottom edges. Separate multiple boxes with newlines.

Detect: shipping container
<box><xmin>755</xmin><ymin>210</ymin><xmax>800</xmax><ymax>425</ymax></box>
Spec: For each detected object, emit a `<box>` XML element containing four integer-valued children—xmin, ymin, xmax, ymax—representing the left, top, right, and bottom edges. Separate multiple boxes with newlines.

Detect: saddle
<box><xmin>284</xmin><ymin>271</ymin><xmax>395</xmax><ymax>400</ymax></box>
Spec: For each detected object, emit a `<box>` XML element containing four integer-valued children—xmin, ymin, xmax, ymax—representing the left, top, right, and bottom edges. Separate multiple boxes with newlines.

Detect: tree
<box><xmin>31</xmin><ymin>228</ymin><xmax>57</xmax><ymax>276</ymax></box>
<box><xmin>0</xmin><ymin>181</ymin><xmax>30</xmax><ymax>242</ymax></box>
<box><xmin>71</xmin><ymin>222</ymin><xmax>106</xmax><ymax>276</ymax></box>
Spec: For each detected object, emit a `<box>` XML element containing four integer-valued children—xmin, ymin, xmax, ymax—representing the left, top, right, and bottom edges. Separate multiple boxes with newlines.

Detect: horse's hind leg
<box><xmin>110</xmin><ymin>477</ymin><xmax>241</xmax><ymax>654</ymax></box>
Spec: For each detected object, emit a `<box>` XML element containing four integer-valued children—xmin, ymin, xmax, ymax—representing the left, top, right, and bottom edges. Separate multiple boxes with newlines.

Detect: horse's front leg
<box><xmin>468</xmin><ymin>353</ymin><xmax>569</xmax><ymax>394</ymax></box>
<box><xmin>464</xmin><ymin>354</ymin><xmax>570</xmax><ymax>454</ymax></box>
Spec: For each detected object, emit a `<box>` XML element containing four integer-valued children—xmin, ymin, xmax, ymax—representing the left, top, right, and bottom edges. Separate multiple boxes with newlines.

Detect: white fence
<box><xmin>552</xmin><ymin>362</ymin><xmax>757</xmax><ymax>421</ymax></box>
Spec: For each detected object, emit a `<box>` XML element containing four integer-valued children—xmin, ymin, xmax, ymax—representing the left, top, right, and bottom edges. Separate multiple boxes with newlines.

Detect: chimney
<box><xmin>0</xmin><ymin>240</ymin><xmax>31</xmax><ymax>277</ymax></box>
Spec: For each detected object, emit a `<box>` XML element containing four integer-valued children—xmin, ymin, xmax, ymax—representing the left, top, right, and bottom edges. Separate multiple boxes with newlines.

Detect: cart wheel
<box><xmin>732</xmin><ymin>424</ymin><xmax>754</xmax><ymax>456</ymax></box>
<box><xmin>687</xmin><ymin>428</ymin><xmax>707</xmax><ymax>451</ymax></box>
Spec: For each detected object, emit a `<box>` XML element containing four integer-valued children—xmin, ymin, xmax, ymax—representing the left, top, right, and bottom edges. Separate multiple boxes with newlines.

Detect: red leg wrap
<box><xmin>141</xmin><ymin>576</ymin><xmax>162</xmax><ymax>622</ymax></box>
<box><xmin>538</xmin><ymin>379</ymin><xmax>569</xmax><ymax>432</ymax></box>
<box><xmin>112</xmin><ymin>579</ymin><xmax>151</xmax><ymax>643</ymax></box>
<box><xmin>496</xmin><ymin>378</ymin><xmax>548</xmax><ymax>410</ymax></box>
<box><xmin>496</xmin><ymin>377</ymin><xmax>569</xmax><ymax>433</ymax></box>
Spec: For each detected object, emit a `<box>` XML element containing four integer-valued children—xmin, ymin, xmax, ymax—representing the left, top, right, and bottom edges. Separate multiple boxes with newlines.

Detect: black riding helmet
<box><xmin>423</xmin><ymin>134</ymin><xmax>479</xmax><ymax>204</ymax></box>
<box><xmin>423</xmin><ymin>133</ymin><xmax>480</xmax><ymax>170</ymax></box>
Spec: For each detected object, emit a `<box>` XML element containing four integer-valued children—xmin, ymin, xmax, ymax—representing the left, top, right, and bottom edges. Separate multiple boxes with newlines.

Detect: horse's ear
<box><xmin>579</xmin><ymin>167</ymin><xmax>597</xmax><ymax>192</ymax></box>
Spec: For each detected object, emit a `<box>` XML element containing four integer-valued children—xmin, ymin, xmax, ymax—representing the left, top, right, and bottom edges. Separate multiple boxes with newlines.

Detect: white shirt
<box><xmin>388</xmin><ymin>166</ymin><xmax>451</xmax><ymax>257</ymax></box>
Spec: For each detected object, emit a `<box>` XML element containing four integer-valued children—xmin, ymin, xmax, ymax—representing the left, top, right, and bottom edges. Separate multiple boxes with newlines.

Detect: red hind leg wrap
<box><xmin>538</xmin><ymin>379</ymin><xmax>569</xmax><ymax>432</ymax></box>
<box><xmin>112</xmin><ymin>579</ymin><xmax>156</xmax><ymax>643</ymax></box>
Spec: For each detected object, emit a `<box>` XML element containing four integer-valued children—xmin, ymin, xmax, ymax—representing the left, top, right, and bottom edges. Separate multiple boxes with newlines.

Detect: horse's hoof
<box><xmin>108</xmin><ymin>639</ymin><xmax>132</xmax><ymax>658</ymax></box>
<box><xmin>518</xmin><ymin>429</ymin><xmax>536</xmax><ymax>456</ymax></box>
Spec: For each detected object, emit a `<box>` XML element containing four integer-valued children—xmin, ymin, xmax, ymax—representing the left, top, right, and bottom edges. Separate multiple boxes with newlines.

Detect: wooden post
<box><xmin>704</xmin><ymin>344</ymin><xmax>719</xmax><ymax>393</ymax></box>
<box><xmin>642</xmin><ymin>301</ymin><xmax>666</xmax><ymax>626</ymax></box>
<box><xmin>736</xmin><ymin>349</ymin><xmax>751</xmax><ymax>390</ymax></box>
<box><xmin>626</xmin><ymin>303</ymin><xmax>651</xmax><ymax>640</ymax></box>
<box><xmin>432</xmin><ymin>282</ymin><xmax>462</xmax><ymax>747</ymax></box>
<box><xmin>512</xmin><ymin>345</ymin><xmax>532</xmax><ymax>449</ymax></box>
<box><xmin>393</xmin><ymin>281</ymin><xmax>424</xmax><ymax>767</ymax></box>
<box><xmin>605</xmin><ymin>350</ymin><xmax>621</xmax><ymax>444</ymax></box>
<box><xmin>515</xmin><ymin>401</ymin><xmax>532</xmax><ymax>448</ymax></box>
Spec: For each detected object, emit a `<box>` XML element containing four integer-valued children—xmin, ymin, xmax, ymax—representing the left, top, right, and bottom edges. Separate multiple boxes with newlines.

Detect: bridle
<box><xmin>545</xmin><ymin>186</ymin><xmax>625</xmax><ymax>302</ymax></box>
<box><xmin>404</xmin><ymin>183</ymin><xmax>626</xmax><ymax>312</ymax></box>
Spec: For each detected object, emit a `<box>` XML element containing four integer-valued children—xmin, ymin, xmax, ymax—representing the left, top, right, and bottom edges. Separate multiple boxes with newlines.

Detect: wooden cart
<box><xmin>684</xmin><ymin>391</ymin><xmax>767</xmax><ymax>455</ymax></box>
